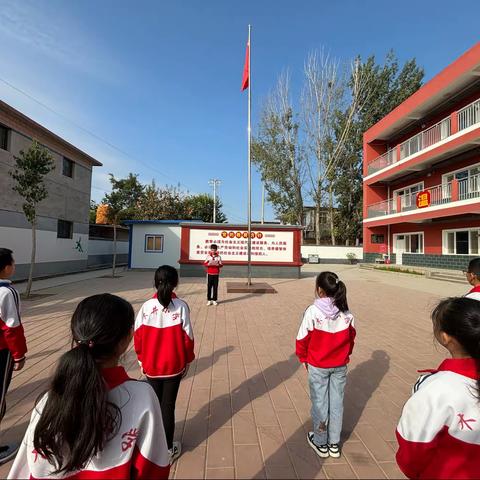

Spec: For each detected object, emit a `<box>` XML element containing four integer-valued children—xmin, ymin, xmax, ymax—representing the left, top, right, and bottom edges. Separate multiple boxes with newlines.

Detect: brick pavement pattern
<box><xmin>0</xmin><ymin>266</ymin><xmax>468</xmax><ymax>478</ymax></box>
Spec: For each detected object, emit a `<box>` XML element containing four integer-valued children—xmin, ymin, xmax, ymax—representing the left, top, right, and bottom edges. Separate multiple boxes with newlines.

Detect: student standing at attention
<box><xmin>296</xmin><ymin>271</ymin><xmax>356</xmax><ymax>459</ymax></box>
<box><xmin>204</xmin><ymin>243</ymin><xmax>223</xmax><ymax>306</ymax></box>
<box><xmin>396</xmin><ymin>297</ymin><xmax>480</xmax><ymax>479</ymax></box>
<box><xmin>8</xmin><ymin>293</ymin><xmax>170</xmax><ymax>479</ymax></box>
<box><xmin>464</xmin><ymin>257</ymin><xmax>480</xmax><ymax>300</ymax></box>
<box><xmin>134</xmin><ymin>265</ymin><xmax>194</xmax><ymax>464</ymax></box>
<box><xmin>0</xmin><ymin>248</ymin><xmax>27</xmax><ymax>465</ymax></box>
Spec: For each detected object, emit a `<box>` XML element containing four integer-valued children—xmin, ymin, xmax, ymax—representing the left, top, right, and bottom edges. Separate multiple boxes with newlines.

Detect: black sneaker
<box><xmin>0</xmin><ymin>443</ymin><xmax>19</xmax><ymax>465</ymax></box>
<box><xmin>328</xmin><ymin>443</ymin><xmax>341</xmax><ymax>458</ymax></box>
<box><xmin>307</xmin><ymin>432</ymin><xmax>329</xmax><ymax>458</ymax></box>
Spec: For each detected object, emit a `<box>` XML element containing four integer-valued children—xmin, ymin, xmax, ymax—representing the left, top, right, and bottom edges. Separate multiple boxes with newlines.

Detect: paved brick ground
<box><xmin>0</xmin><ymin>266</ymin><xmax>468</xmax><ymax>478</ymax></box>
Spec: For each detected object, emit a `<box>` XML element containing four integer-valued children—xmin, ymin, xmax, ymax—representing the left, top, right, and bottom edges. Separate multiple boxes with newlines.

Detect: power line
<box><xmin>0</xmin><ymin>76</ymin><xmax>247</xmax><ymax>222</ymax></box>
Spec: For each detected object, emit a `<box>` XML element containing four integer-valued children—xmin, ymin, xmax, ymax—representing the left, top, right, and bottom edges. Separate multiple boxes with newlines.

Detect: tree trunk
<box><xmin>112</xmin><ymin>223</ymin><xmax>117</xmax><ymax>278</ymax></box>
<box><xmin>315</xmin><ymin>206</ymin><xmax>321</xmax><ymax>245</ymax></box>
<box><xmin>25</xmin><ymin>218</ymin><xmax>36</xmax><ymax>298</ymax></box>
<box><xmin>329</xmin><ymin>184</ymin><xmax>336</xmax><ymax>246</ymax></box>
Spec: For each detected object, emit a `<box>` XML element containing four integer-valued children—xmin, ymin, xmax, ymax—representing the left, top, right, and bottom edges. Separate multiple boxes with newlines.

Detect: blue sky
<box><xmin>0</xmin><ymin>0</ymin><xmax>479</xmax><ymax>223</ymax></box>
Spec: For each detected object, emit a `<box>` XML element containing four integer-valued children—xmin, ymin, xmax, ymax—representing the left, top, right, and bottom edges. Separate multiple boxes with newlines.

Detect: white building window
<box><xmin>393</xmin><ymin>182</ymin><xmax>424</xmax><ymax>211</ymax></box>
<box><xmin>145</xmin><ymin>234</ymin><xmax>164</xmax><ymax>253</ymax></box>
<box><xmin>393</xmin><ymin>232</ymin><xmax>424</xmax><ymax>254</ymax></box>
<box><xmin>443</xmin><ymin>228</ymin><xmax>480</xmax><ymax>255</ymax></box>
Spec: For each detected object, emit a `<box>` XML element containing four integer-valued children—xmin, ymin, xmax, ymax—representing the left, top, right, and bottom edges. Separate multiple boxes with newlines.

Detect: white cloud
<box><xmin>0</xmin><ymin>0</ymin><xmax>123</xmax><ymax>84</ymax></box>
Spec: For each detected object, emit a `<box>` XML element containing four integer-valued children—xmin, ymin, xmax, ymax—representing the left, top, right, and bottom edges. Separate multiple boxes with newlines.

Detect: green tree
<box><xmin>136</xmin><ymin>183</ymin><xmax>189</xmax><ymax>220</ymax></box>
<box><xmin>89</xmin><ymin>200</ymin><xmax>98</xmax><ymax>224</ymax></box>
<box><xmin>252</xmin><ymin>73</ymin><xmax>305</xmax><ymax>226</ymax></box>
<box><xmin>9</xmin><ymin>140</ymin><xmax>55</xmax><ymax>297</ymax></box>
<box><xmin>332</xmin><ymin>52</ymin><xmax>424</xmax><ymax>245</ymax></box>
<box><xmin>103</xmin><ymin>173</ymin><xmax>144</xmax><ymax>277</ymax></box>
<box><xmin>185</xmin><ymin>193</ymin><xmax>227</xmax><ymax>223</ymax></box>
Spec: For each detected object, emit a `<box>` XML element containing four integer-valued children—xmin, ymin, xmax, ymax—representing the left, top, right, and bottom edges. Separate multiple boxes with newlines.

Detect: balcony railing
<box><xmin>366</xmin><ymin>173</ymin><xmax>480</xmax><ymax>219</ymax></box>
<box><xmin>367</xmin><ymin>98</ymin><xmax>480</xmax><ymax>176</ymax></box>
<box><xmin>458</xmin><ymin>98</ymin><xmax>480</xmax><ymax>131</ymax></box>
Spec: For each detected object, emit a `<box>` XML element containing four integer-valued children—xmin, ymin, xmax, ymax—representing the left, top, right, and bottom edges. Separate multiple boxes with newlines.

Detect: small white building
<box><xmin>124</xmin><ymin>220</ymin><xmax>186</xmax><ymax>269</ymax></box>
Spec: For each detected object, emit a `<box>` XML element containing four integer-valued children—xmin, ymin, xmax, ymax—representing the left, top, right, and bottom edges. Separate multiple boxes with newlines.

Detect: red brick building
<box><xmin>363</xmin><ymin>43</ymin><xmax>480</xmax><ymax>270</ymax></box>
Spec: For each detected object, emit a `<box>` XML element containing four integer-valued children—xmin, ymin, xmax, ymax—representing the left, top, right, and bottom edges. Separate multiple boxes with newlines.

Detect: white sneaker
<box><xmin>207</xmin><ymin>300</ymin><xmax>212</xmax><ymax>306</ymax></box>
<box><xmin>307</xmin><ymin>432</ymin><xmax>329</xmax><ymax>458</ymax></box>
<box><xmin>212</xmin><ymin>301</ymin><xmax>218</xmax><ymax>306</ymax></box>
<box><xmin>169</xmin><ymin>441</ymin><xmax>182</xmax><ymax>464</ymax></box>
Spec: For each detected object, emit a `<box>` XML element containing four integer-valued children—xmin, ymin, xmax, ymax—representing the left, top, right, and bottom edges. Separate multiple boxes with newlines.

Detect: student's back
<box><xmin>8</xmin><ymin>294</ymin><xmax>170</xmax><ymax>479</ymax></box>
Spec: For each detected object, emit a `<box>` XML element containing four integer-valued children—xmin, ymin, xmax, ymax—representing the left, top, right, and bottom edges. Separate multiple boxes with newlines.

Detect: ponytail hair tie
<box><xmin>335</xmin><ymin>278</ymin><xmax>340</xmax><ymax>285</ymax></box>
<box><xmin>75</xmin><ymin>339</ymin><xmax>95</xmax><ymax>348</ymax></box>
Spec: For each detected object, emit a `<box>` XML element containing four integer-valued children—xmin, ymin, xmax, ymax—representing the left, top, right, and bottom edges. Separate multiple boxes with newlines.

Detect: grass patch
<box><xmin>374</xmin><ymin>266</ymin><xmax>424</xmax><ymax>276</ymax></box>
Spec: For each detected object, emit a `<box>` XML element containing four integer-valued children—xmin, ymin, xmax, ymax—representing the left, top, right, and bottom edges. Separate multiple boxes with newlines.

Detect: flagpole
<box><xmin>247</xmin><ymin>24</ymin><xmax>252</xmax><ymax>286</ymax></box>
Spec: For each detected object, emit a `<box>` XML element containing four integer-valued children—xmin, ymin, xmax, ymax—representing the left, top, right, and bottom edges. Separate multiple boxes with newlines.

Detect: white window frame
<box><xmin>145</xmin><ymin>234</ymin><xmax>164</xmax><ymax>253</ymax></box>
<box><xmin>393</xmin><ymin>182</ymin><xmax>424</xmax><ymax>209</ymax></box>
<box><xmin>442</xmin><ymin>162</ymin><xmax>480</xmax><ymax>185</ymax></box>
<box><xmin>442</xmin><ymin>228</ymin><xmax>480</xmax><ymax>255</ymax></box>
<box><xmin>393</xmin><ymin>231</ymin><xmax>424</xmax><ymax>254</ymax></box>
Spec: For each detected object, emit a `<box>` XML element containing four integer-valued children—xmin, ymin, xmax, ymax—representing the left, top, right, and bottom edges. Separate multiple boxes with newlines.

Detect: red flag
<box><xmin>241</xmin><ymin>42</ymin><xmax>249</xmax><ymax>91</ymax></box>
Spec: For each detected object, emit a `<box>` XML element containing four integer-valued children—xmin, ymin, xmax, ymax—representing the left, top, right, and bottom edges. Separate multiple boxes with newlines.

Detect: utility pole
<box><xmin>209</xmin><ymin>179</ymin><xmax>221</xmax><ymax>223</ymax></box>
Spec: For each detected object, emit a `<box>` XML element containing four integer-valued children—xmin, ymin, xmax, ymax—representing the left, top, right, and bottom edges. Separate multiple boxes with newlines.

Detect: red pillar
<box><xmin>396</xmin><ymin>196</ymin><xmax>402</xmax><ymax>213</ymax></box>
<box><xmin>450</xmin><ymin>111</ymin><xmax>458</xmax><ymax>135</ymax></box>
<box><xmin>451</xmin><ymin>178</ymin><xmax>459</xmax><ymax>202</ymax></box>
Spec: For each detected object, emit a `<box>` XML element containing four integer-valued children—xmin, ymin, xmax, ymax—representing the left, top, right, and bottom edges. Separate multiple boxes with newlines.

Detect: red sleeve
<box><xmin>184</xmin><ymin>332</ymin><xmax>195</xmax><ymax>364</ymax></box>
<box><xmin>2</xmin><ymin>323</ymin><xmax>27</xmax><ymax>361</ymax></box>
<box><xmin>295</xmin><ymin>335</ymin><xmax>310</xmax><ymax>364</ymax></box>
<box><xmin>134</xmin><ymin>326</ymin><xmax>144</xmax><ymax>365</ymax></box>
<box><xmin>132</xmin><ymin>444</ymin><xmax>170</xmax><ymax>479</ymax></box>
<box><xmin>348</xmin><ymin>325</ymin><xmax>356</xmax><ymax>356</ymax></box>
<box><xmin>396</xmin><ymin>429</ymin><xmax>435</xmax><ymax>479</ymax></box>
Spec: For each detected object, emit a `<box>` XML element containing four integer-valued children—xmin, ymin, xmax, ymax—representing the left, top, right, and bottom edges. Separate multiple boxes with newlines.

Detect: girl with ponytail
<box><xmin>134</xmin><ymin>265</ymin><xmax>194</xmax><ymax>464</ymax></box>
<box><xmin>296</xmin><ymin>271</ymin><xmax>356</xmax><ymax>459</ymax></box>
<box><xmin>8</xmin><ymin>293</ymin><xmax>170</xmax><ymax>479</ymax></box>
<box><xmin>396</xmin><ymin>297</ymin><xmax>480</xmax><ymax>479</ymax></box>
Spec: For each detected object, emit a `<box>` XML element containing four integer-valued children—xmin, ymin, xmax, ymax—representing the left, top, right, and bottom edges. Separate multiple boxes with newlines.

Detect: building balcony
<box><xmin>366</xmin><ymin>98</ymin><xmax>480</xmax><ymax>180</ymax></box>
<box><xmin>365</xmin><ymin>173</ymin><xmax>480</xmax><ymax>224</ymax></box>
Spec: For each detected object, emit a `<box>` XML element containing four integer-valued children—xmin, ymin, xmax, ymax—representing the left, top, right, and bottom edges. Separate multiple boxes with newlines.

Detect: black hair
<box><xmin>316</xmin><ymin>271</ymin><xmax>349</xmax><ymax>313</ymax></box>
<box><xmin>468</xmin><ymin>258</ymin><xmax>480</xmax><ymax>276</ymax></box>
<box><xmin>210</xmin><ymin>244</ymin><xmax>218</xmax><ymax>250</ymax></box>
<box><xmin>33</xmin><ymin>293</ymin><xmax>134</xmax><ymax>473</ymax></box>
<box><xmin>154</xmin><ymin>265</ymin><xmax>179</xmax><ymax>310</ymax></box>
<box><xmin>432</xmin><ymin>297</ymin><xmax>480</xmax><ymax>401</ymax></box>
<box><xmin>0</xmin><ymin>248</ymin><xmax>14</xmax><ymax>272</ymax></box>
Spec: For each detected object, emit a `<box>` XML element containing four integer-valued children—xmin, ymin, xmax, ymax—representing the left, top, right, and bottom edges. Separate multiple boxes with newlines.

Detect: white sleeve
<box><xmin>182</xmin><ymin>303</ymin><xmax>193</xmax><ymax>340</ymax></box>
<box><xmin>0</xmin><ymin>288</ymin><xmax>21</xmax><ymax>328</ymax></box>
<box><xmin>296</xmin><ymin>307</ymin><xmax>315</xmax><ymax>341</ymax></box>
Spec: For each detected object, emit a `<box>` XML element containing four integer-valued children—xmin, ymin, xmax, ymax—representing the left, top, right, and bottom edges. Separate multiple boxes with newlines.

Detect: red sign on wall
<box><xmin>416</xmin><ymin>190</ymin><xmax>431</xmax><ymax>209</ymax></box>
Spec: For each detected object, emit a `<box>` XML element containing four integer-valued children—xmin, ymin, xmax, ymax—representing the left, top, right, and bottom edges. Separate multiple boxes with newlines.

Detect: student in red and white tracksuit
<box><xmin>464</xmin><ymin>258</ymin><xmax>480</xmax><ymax>300</ymax></box>
<box><xmin>396</xmin><ymin>297</ymin><xmax>480</xmax><ymax>479</ymax></box>
<box><xmin>9</xmin><ymin>293</ymin><xmax>170</xmax><ymax>479</ymax></box>
<box><xmin>134</xmin><ymin>265</ymin><xmax>194</xmax><ymax>464</ymax></box>
<box><xmin>296</xmin><ymin>272</ymin><xmax>356</xmax><ymax>459</ymax></box>
<box><xmin>0</xmin><ymin>248</ymin><xmax>27</xmax><ymax>465</ymax></box>
<box><xmin>203</xmin><ymin>244</ymin><xmax>223</xmax><ymax>305</ymax></box>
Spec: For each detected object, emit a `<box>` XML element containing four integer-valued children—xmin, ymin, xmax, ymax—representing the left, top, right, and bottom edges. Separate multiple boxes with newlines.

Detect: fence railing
<box><xmin>458</xmin><ymin>98</ymin><xmax>480</xmax><ymax>131</ymax></box>
<box><xmin>367</xmin><ymin>97</ymin><xmax>480</xmax><ymax>176</ymax></box>
<box><xmin>366</xmin><ymin>173</ymin><xmax>480</xmax><ymax>218</ymax></box>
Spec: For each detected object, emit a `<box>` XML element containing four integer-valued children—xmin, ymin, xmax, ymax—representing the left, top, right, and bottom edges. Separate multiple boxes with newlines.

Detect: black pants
<box><xmin>207</xmin><ymin>274</ymin><xmax>219</xmax><ymax>301</ymax></box>
<box><xmin>146</xmin><ymin>375</ymin><xmax>182</xmax><ymax>449</ymax></box>
<box><xmin>0</xmin><ymin>349</ymin><xmax>13</xmax><ymax>426</ymax></box>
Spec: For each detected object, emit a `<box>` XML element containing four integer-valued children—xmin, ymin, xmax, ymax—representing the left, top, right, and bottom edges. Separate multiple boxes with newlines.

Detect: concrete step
<box><xmin>428</xmin><ymin>271</ymin><xmax>466</xmax><ymax>284</ymax></box>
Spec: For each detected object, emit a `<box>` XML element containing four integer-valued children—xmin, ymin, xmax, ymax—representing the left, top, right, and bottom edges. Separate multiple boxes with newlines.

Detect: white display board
<box><xmin>189</xmin><ymin>228</ymin><xmax>294</xmax><ymax>263</ymax></box>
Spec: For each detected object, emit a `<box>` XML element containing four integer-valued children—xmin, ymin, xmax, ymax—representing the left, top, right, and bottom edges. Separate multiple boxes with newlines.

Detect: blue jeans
<box><xmin>308</xmin><ymin>364</ymin><xmax>347</xmax><ymax>445</ymax></box>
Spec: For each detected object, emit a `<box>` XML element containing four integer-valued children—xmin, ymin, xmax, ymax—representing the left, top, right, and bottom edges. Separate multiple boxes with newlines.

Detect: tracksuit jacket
<box><xmin>8</xmin><ymin>367</ymin><xmax>170</xmax><ymax>479</ymax></box>
<box><xmin>466</xmin><ymin>285</ymin><xmax>480</xmax><ymax>301</ymax></box>
<box><xmin>203</xmin><ymin>253</ymin><xmax>223</xmax><ymax>275</ymax></box>
<box><xmin>396</xmin><ymin>358</ymin><xmax>480</xmax><ymax>479</ymax></box>
<box><xmin>296</xmin><ymin>298</ymin><xmax>356</xmax><ymax>368</ymax></box>
<box><xmin>134</xmin><ymin>294</ymin><xmax>194</xmax><ymax>378</ymax></box>
<box><xmin>0</xmin><ymin>279</ymin><xmax>27</xmax><ymax>361</ymax></box>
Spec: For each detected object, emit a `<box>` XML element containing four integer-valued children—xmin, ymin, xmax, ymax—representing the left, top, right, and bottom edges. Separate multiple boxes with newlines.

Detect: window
<box><xmin>371</xmin><ymin>234</ymin><xmax>385</xmax><ymax>244</ymax></box>
<box><xmin>57</xmin><ymin>220</ymin><xmax>73</xmax><ymax>239</ymax></box>
<box><xmin>443</xmin><ymin>164</ymin><xmax>480</xmax><ymax>201</ymax></box>
<box><xmin>0</xmin><ymin>125</ymin><xmax>9</xmax><ymax>151</ymax></box>
<box><xmin>443</xmin><ymin>228</ymin><xmax>480</xmax><ymax>255</ymax></box>
<box><xmin>62</xmin><ymin>157</ymin><xmax>74</xmax><ymax>178</ymax></box>
<box><xmin>394</xmin><ymin>232</ymin><xmax>424</xmax><ymax>254</ymax></box>
<box><xmin>393</xmin><ymin>182</ymin><xmax>424</xmax><ymax>211</ymax></box>
<box><xmin>145</xmin><ymin>234</ymin><xmax>164</xmax><ymax>253</ymax></box>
